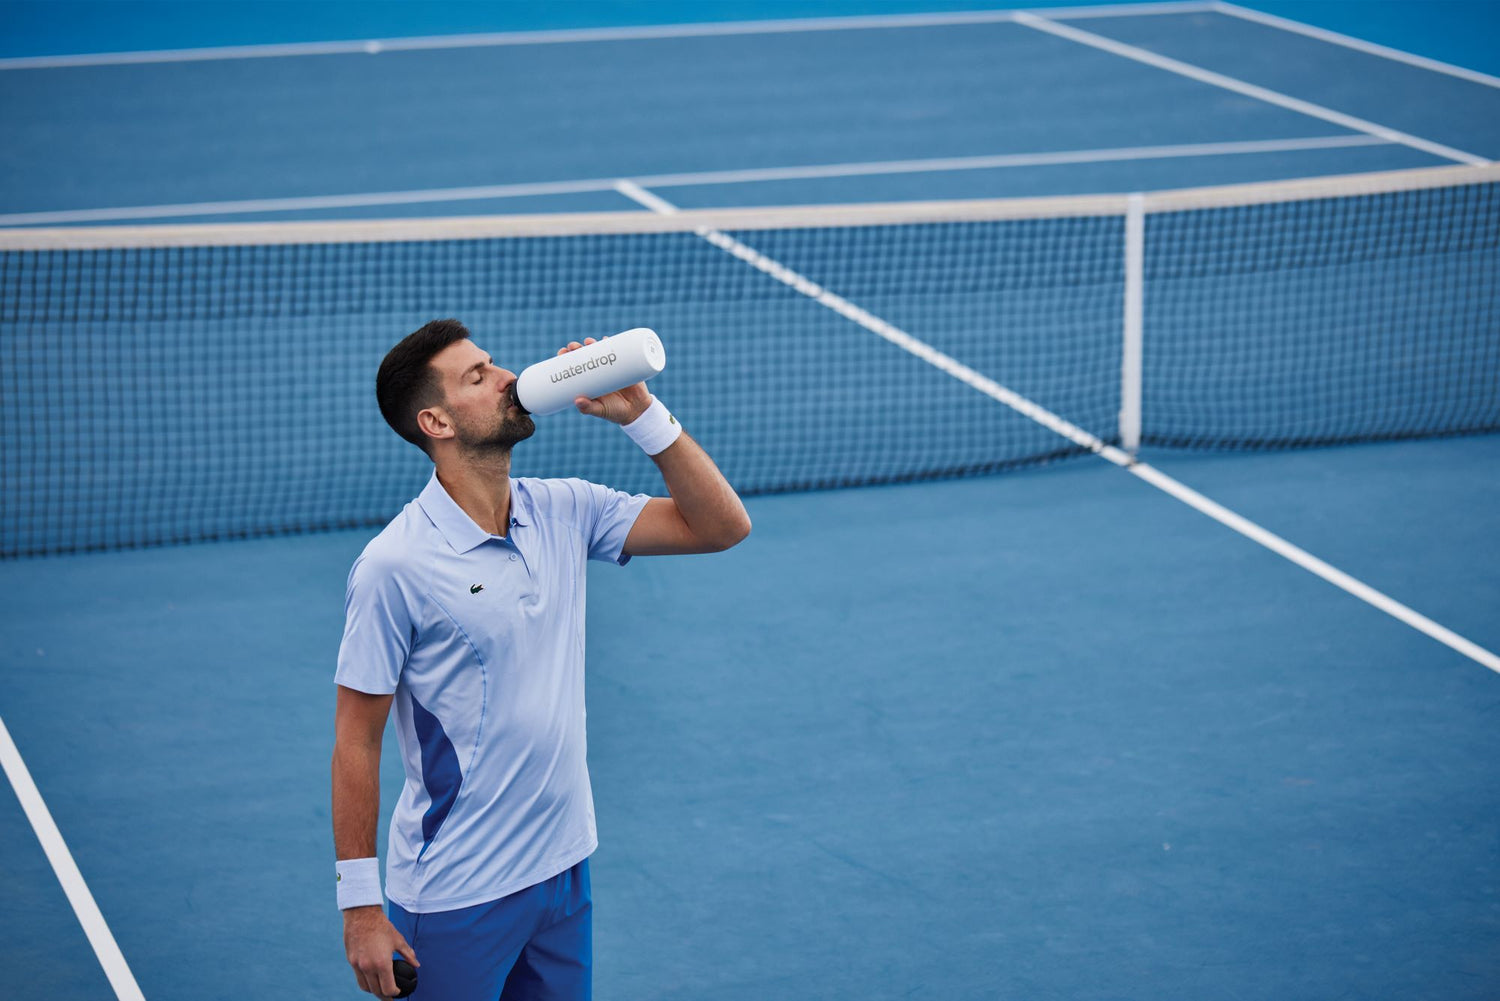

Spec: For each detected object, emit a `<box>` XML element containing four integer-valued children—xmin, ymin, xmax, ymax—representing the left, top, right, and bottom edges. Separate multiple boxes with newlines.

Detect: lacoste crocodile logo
<box><xmin>470</xmin><ymin>584</ymin><xmax>484</xmax><ymax>594</ymax></box>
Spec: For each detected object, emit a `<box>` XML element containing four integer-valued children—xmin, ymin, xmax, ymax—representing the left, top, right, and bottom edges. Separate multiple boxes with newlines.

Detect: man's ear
<box><xmin>416</xmin><ymin>406</ymin><xmax>454</xmax><ymax>444</ymax></box>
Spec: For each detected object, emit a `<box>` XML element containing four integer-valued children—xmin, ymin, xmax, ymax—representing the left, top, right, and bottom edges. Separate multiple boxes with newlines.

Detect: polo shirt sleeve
<box><xmin>334</xmin><ymin>553</ymin><xmax>416</xmax><ymax>694</ymax></box>
<box><xmin>576</xmin><ymin>480</ymin><xmax>652</xmax><ymax>566</ymax></box>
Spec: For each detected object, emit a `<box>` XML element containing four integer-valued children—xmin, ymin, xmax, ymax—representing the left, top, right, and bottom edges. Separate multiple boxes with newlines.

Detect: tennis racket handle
<box><xmin>514</xmin><ymin>327</ymin><xmax>667</xmax><ymax>416</ymax></box>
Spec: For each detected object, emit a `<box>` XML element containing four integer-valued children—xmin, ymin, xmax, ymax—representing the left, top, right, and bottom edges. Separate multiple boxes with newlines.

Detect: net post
<box><xmin>1119</xmin><ymin>192</ymin><xmax>1145</xmax><ymax>458</ymax></box>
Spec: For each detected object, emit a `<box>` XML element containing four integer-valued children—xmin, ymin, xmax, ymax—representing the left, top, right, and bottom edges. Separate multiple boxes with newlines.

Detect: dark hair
<box><xmin>376</xmin><ymin>319</ymin><xmax>471</xmax><ymax>454</ymax></box>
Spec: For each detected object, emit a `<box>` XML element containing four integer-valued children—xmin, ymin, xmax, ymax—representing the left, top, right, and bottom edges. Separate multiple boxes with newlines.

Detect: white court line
<box><xmin>0</xmin><ymin>715</ymin><xmax>146</xmax><ymax>1000</ymax></box>
<box><xmin>1012</xmin><ymin>12</ymin><xmax>1490</xmax><ymax>166</ymax></box>
<box><xmin>0</xmin><ymin>2</ymin><xmax>1214</xmax><ymax>70</ymax></box>
<box><xmin>1127</xmin><ymin>464</ymin><xmax>1500</xmax><ymax>674</ymax></box>
<box><xmin>635</xmin><ymin>135</ymin><xmax>1386</xmax><ymax>187</ymax></box>
<box><xmin>1214</xmin><ymin>2</ymin><xmax>1500</xmax><ymax>90</ymax></box>
<box><xmin>0</xmin><ymin>135</ymin><xmax>1390</xmax><ymax>226</ymax></box>
<box><xmin>615</xmin><ymin>179</ymin><xmax>1500</xmax><ymax>677</ymax></box>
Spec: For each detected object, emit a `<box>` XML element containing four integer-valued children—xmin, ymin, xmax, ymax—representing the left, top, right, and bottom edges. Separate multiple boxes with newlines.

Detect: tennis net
<box><xmin>2</xmin><ymin>163</ymin><xmax>1497</xmax><ymax>557</ymax></box>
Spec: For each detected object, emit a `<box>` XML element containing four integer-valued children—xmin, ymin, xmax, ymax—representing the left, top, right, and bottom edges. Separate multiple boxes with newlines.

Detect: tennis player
<box><xmin>332</xmin><ymin>319</ymin><xmax>750</xmax><ymax>1000</ymax></box>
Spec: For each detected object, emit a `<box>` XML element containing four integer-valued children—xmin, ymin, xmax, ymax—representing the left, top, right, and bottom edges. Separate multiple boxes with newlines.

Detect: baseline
<box><xmin>614</xmin><ymin>179</ymin><xmax>1500</xmax><ymax>677</ymax></box>
<box><xmin>0</xmin><ymin>2</ymin><xmax>1213</xmax><ymax>70</ymax></box>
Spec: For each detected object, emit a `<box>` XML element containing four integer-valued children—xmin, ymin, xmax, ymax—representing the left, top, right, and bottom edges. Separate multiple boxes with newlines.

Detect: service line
<box><xmin>0</xmin><ymin>134</ymin><xmax>1391</xmax><ymax>227</ymax></box>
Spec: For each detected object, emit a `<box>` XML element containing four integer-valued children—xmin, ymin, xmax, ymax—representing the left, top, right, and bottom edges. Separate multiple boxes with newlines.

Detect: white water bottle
<box><xmin>514</xmin><ymin>328</ymin><xmax>667</xmax><ymax>416</ymax></box>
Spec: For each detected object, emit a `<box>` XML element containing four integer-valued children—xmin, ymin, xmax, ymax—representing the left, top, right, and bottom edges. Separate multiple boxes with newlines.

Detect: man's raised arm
<box><xmin>623</xmin><ymin>430</ymin><xmax>751</xmax><ymax>555</ymax></box>
<box><xmin>557</xmin><ymin>337</ymin><xmax>750</xmax><ymax>557</ymax></box>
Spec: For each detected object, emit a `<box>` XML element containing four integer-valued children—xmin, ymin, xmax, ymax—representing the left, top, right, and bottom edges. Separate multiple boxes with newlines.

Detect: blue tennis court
<box><xmin>2</xmin><ymin>3</ymin><xmax>1497</xmax><ymax>999</ymax></box>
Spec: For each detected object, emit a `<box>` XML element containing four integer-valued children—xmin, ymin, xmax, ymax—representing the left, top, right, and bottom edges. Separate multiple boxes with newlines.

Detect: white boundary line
<box><xmin>1012</xmin><ymin>12</ymin><xmax>1490</xmax><ymax>166</ymax></box>
<box><xmin>0</xmin><ymin>135</ymin><xmax>1390</xmax><ymax>227</ymax></box>
<box><xmin>0</xmin><ymin>715</ymin><xmax>146</xmax><ymax>1000</ymax></box>
<box><xmin>1126</xmin><ymin>464</ymin><xmax>1500</xmax><ymax>674</ymax></box>
<box><xmin>1214</xmin><ymin>2</ymin><xmax>1500</xmax><ymax>90</ymax></box>
<box><xmin>0</xmin><ymin>2</ymin><xmax>1214</xmax><ymax>70</ymax></box>
<box><xmin>616</xmin><ymin>178</ymin><xmax>1500</xmax><ymax>677</ymax></box>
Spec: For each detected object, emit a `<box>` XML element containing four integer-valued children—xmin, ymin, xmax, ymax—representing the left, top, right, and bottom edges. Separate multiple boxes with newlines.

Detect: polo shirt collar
<box><xmin>418</xmin><ymin>471</ymin><xmax>530</xmax><ymax>554</ymax></box>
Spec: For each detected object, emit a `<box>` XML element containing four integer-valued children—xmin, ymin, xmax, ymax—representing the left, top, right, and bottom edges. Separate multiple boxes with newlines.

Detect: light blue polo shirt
<box><xmin>335</xmin><ymin>472</ymin><xmax>650</xmax><ymax>913</ymax></box>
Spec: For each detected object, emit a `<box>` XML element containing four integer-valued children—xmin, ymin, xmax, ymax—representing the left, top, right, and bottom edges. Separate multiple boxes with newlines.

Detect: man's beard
<box><xmin>455</xmin><ymin>409</ymin><xmax>535</xmax><ymax>453</ymax></box>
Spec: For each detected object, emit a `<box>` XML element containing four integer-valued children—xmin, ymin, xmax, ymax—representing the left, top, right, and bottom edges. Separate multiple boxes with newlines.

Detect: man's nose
<box><xmin>497</xmin><ymin>369</ymin><xmax>519</xmax><ymax>398</ymax></box>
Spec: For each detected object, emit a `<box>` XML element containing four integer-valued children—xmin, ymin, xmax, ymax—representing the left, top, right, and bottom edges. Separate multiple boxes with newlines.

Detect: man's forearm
<box><xmin>650</xmin><ymin>431</ymin><xmax>751</xmax><ymax>550</ymax></box>
<box><xmin>331</xmin><ymin>741</ymin><xmax>382</xmax><ymax>860</ymax></box>
<box><xmin>333</xmin><ymin>735</ymin><xmax>413</xmax><ymax>997</ymax></box>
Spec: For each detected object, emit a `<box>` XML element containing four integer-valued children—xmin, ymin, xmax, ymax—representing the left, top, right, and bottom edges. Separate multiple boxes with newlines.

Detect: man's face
<box><xmin>427</xmin><ymin>339</ymin><xmax>534</xmax><ymax>451</ymax></box>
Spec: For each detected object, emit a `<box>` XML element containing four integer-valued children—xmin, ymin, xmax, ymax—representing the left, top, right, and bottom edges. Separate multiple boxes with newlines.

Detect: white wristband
<box><xmin>336</xmin><ymin>857</ymin><xmax>383</xmax><ymax>910</ymax></box>
<box><xmin>621</xmin><ymin>395</ymin><xmax>682</xmax><ymax>456</ymax></box>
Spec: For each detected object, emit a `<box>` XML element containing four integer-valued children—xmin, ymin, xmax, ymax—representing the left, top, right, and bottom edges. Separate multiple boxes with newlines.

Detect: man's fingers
<box><xmin>556</xmin><ymin>339</ymin><xmax>595</xmax><ymax>356</ymax></box>
<box><xmin>396</xmin><ymin>937</ymin><xmax>419</xmax><ymax>967</ymax></box>
<box><xmin>378</xmin><ymin>963</ymin><xmax>401</xmax><ymax>999</ymax></box>
<box><xmin>357</xmin><ymin>957</ymin><xmax>395</xmax><ymax>997</ymax></box>
<box><xmin>361</xmin><ymin>957</ymin><xmax>396</xmax><ymax>998</ymax></box>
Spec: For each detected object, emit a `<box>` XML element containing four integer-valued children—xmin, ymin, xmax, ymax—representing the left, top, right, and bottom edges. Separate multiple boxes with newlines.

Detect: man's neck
<box><xmin>434</xmin><ymin>448</ymin><xmax>513</xmax><ymax>537</ymax></box>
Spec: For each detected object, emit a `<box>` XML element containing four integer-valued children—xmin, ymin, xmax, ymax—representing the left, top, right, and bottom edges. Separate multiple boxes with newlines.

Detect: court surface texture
<box><xmin>1</xmin><ymin>3</ymin><xmax>1497</xmax><ymax>999</ymax></box>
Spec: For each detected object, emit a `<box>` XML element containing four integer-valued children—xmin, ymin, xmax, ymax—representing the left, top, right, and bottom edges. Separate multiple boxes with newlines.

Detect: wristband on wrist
<box><xmin>335</xmin><ymin>857</ymin><xmax>382</xmax><ymax>910</ymax></box>
<box><xmin>621</xmin><ymin>395</ymin><xmax>682</xmax><ymax>456</ymax></box>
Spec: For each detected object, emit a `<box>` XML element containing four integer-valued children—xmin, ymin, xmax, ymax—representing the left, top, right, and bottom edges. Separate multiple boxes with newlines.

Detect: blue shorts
<box><xmin>387</xmin><ymin>859</ymin><xmax>591</xmax><ymax>1001</ymax></box>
